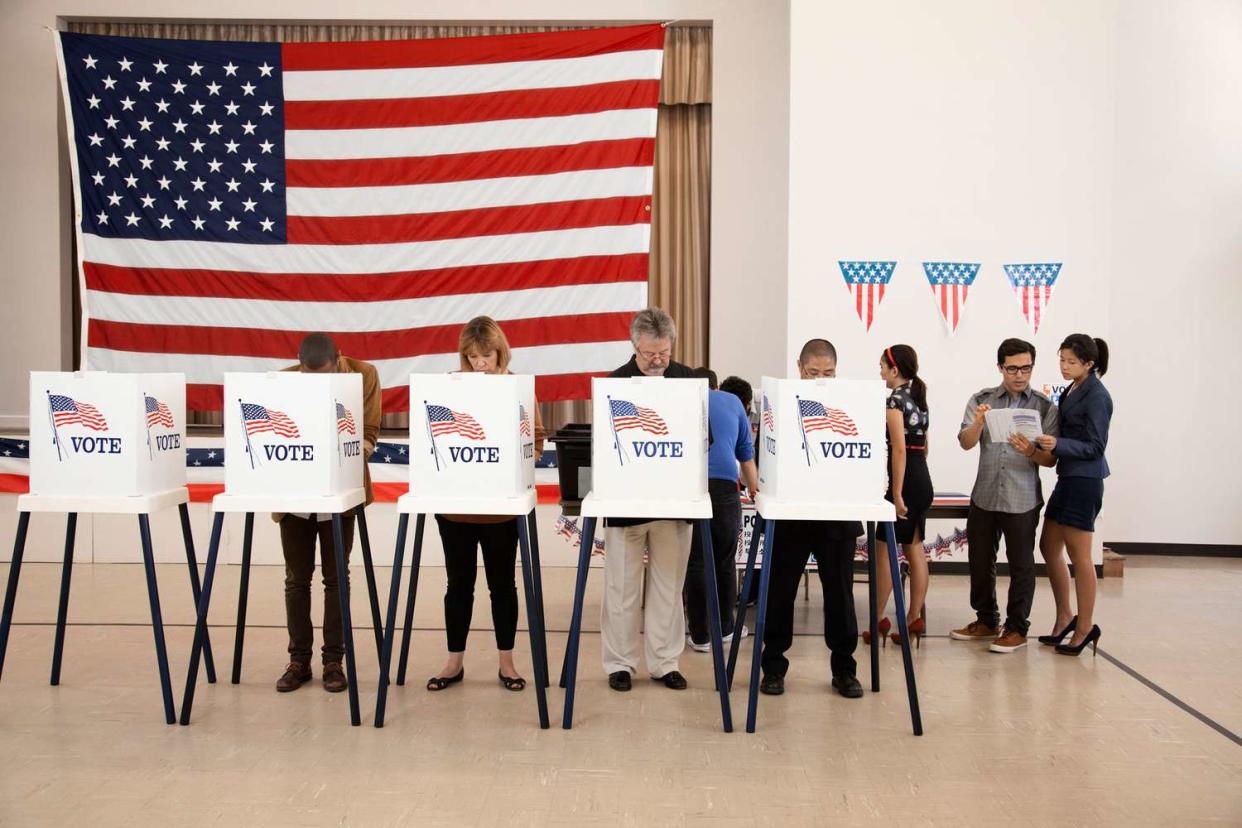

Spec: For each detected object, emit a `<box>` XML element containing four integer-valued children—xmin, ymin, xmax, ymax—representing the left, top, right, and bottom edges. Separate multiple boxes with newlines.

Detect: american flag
<box><xmin>48</xmin><ymin>395</ymin><xmax>110</xmax><ymax>431</ymax></box>
<box><xmin>335</xmin><ymin>401</ymin><xmax>356</xmax><ymax>435</ymax></box>
<box><xmin>144</xmin><ymin>394</ymin><xmax>175</xmax><ymax>427</ymax></box>
<box><xmin>762</xmin><ymin>395</ymin><xmax>775</xmax><ymax>432</ymax></box>
<box><xmin>838</xmin><ymin>261</ymin><xmax>895</xmax><ymax>331</ymax></box>
<box><xmin>56</xmin><ymin>27</ymin><xmax>666</xmax><ymax>412</ymax></box>
<box><xmin>239</xmin><ymin>402</ymin><xmax>300</xmax><ymax>437</ymax></box>
<box><xmin>426</xmin><ymin>404</ymin><xmax>486</xmax><ymax>440</ymax></box>
<box><xmin>519</xmin><ymin>404</ymin><xmax>532</xmax><ymax>437</ymax></box>
<box><xmin>1003</xmin><ymin>263</ymin><xmax>1061</xmax><ymax>335</ymax></box>
<box><xmin>609</xmin><ymin>398</ymin><xmax>668</xmax><ymax>435</ymax></box>
<box><xmin>797</xmin><ymin>399</ymin><xmax>858</xmax><ymax>437</ymax></box>
<box><xmin>923</xmin><ymin>262</ymin><xmax>979</xmax><ymax>335</ymax></box>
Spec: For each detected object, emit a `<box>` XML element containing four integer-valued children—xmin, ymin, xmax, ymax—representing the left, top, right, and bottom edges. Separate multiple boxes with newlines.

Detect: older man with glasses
<box><xmin>600</xmin><ymin>308</ymin><xmax>699</xmax><ymax>692</ymax></box>
<box><xmin>951</xmin><ymin>338</ymin><xmax>1059</xmax><ymax>654</ymax></box>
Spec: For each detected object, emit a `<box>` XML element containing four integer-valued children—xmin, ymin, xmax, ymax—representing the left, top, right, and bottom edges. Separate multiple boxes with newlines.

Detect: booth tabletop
<box><xmin>753</xmin><ymin>494</ymin><xmax>896</xmax><ymax>523</ymax></box>
<box><xmin>396</xmin><ymin>490</ymin><xmax>537</xmax><ymax>516</ymax></box>
<box><xmin>580</xmin><ymin>493</ymin><xmax>712</xmax><ymax>520</ymax></box>
<box><xmin>17</xmin><ymin>487</ymin><xmax>189</xmax><ymax>514</ymax></box>
<box><xmin>210</xmin><ymin>488</ymin><xmax>365</xmax><ymax>514</ymax></box>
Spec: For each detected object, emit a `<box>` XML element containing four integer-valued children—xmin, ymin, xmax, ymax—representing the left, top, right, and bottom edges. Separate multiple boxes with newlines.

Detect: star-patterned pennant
<box><xmin>922</xmin><ymin>262</ymin><xmax>980</xmax><ymax>335</ymax></box>
<box><xmin>1003</xmin><ymin>262</ymin><xmax>1062</xmax><ymax>334</ymax></box>
<box><xmin>838</xmin><ymin>261</ymin><xmax>896</xmax><ymax>331</ymax></box>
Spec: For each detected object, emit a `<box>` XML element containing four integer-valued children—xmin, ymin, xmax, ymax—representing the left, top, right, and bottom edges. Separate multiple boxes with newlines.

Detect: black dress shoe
<box><xmin>760</xmin><ymin>674</ymin><xmax>785</xmax><ymax>695</ymax></box>
<box><xmin>831</xmin><ymin>675</ymin><xmax>864</xmax><ymax>698</ymax></box>
<box><xmin>608</xmin><ymin>671</ymin><xmax>632</xmax><ymax>692</ymax></box>
<box><xmin>655</xmin><ymin>671</ymin><xmax>687</xmax><ymax>690</ymax></box>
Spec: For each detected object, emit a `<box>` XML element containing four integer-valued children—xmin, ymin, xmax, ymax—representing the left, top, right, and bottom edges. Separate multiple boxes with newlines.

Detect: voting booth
<box><xmin>730</xmin><ymin>377</ymin><xmax>923</xmax><ymax>735</ymax></box>
<box><xmin>560</xmin><ymin>376</ymin><xmax>733</xmax><ymax>732</ymax></box>
<box><xmin>29</xmin><ymin>371</ymin><xmax>185</xmax><ymax>499</ymax></box>
<box><xmin>1</xmin><ymin>371</ymin><xmax>209</xmax><ymax>725</ymax></box>
<box><xmin>181</xmin><ymin>371</ymin><xmax>379</xmax><ymax>729</ymax></box>
<box><xmin>374</xmin><ymin>372</ymin><xmax>551</xmax><ymax>730</ymax></box>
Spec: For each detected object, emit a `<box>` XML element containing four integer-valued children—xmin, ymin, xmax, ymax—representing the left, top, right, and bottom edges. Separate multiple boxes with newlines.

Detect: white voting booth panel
<box><xmin>584</xmin><ymin>377</ymin><xmax>710</xmax><ymax>518</ymax></box>
<box><xmin>757</xmin><ymin>377</ymin><xmax>891</xmax><ymax>520</ymax></box>
<box><xmin>407</xmin><ymin>373</ymin><xmax>535</xmax><ymax>513</ymax></box>
<box><xmin>222</xmin><ymin>373</ymin><xmax>363</xmax><ymax>501</ymax></box>
<box><xmin>28</xmin><ymin>371</ymin><xmax>186</xmax><ymax>498</ymax></box>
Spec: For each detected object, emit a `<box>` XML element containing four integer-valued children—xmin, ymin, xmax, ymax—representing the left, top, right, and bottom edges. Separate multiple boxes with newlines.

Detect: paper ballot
<box><xmin>985</xmin><ymin>408</ymin><xmax>1043</xmax><ymax>443</ymax></box>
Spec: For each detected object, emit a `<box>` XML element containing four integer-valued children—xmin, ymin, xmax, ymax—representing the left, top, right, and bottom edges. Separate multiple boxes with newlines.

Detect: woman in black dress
<box><xmin>867</xmin><ymin>345</ymin><xmax>934</xmax><ymax>647</ymax></box>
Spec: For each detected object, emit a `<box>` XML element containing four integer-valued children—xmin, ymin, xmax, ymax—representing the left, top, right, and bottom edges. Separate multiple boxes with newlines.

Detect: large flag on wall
<box><xmin>55</xmin><ymin>26</ymin><xmax>665</xmax><ymax>411</ymax></box>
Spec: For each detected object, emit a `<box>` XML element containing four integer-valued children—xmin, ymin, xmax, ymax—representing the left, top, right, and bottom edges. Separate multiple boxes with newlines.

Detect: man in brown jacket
<box><xmin>274</xmin><ymin>333</ymin><xmax>382</xmax><ymax>694</ymax></box>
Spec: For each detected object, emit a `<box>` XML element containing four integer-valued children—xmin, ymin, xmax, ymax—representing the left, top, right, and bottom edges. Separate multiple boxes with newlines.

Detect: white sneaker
<box><xmin>721</xmin><ymin>625</ymin><xmax>750</xmax><ymax>645</ymax></box>
<box><xmin>686</xmin><ymin>636</ymin><xmax>711</xmax><ymax>653</ymax></box>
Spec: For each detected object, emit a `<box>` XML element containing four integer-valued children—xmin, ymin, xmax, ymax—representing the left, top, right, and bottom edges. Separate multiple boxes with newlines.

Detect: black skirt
<box><xmin>884</xmin><ymin>451</ymin><xmax>934</xmax><ymax>545</ymax></box>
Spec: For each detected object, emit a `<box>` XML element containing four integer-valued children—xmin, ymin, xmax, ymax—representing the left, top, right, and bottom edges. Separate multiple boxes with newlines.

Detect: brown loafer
<box><xmin>322</xmin><ymin>662</ymin><xmax>348</xmax><ymax>693</ymax></box>
<box><xmin>276</xmin><ymin>662</ymin><xmax>312</xmax><ymax>693</ymax></box>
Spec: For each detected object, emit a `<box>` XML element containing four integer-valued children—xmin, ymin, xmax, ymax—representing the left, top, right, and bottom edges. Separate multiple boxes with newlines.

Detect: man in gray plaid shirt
<box><xmin>951</xmin><ymin>338</ymin><xmax>1059</xmax><ymax>653</ymax></box>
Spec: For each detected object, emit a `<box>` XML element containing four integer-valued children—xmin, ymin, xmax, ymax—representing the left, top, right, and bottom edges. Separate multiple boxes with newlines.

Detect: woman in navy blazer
<box><xmin>1017</xmin><ymin>334</ymin><xmax>1112</xmax><ymax>656</ymax></box>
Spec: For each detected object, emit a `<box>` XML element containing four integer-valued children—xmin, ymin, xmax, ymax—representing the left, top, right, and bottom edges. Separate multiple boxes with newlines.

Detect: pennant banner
<box><xmin>838</xmin><ymin>260</ymin><xmax>896</xmax><ymax>331</ymax></box>
<box><xmin>923</xmin><ymin>262</ymin><xmax>979</xmax><ymax>335</ymax></box>
<box><xmin>1003</xmin><ymin>262</ymin><xmax>1062</xmax><ymax>334</ymax></box>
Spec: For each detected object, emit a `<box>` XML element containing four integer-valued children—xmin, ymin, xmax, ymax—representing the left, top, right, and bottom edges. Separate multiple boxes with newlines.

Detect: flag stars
<box><xmin>121</xmin><ymin>135</ymin><xmax>137</xmax><ymax>149</ymax></box>
<box><xmin>172</xmin><ymin>118</ymin><xmax>188</xmax><ymax>134</ymax></box>
<box><xmin>120</xmin><ymin>96</ymin><xmax>135</xmax><ymax>111</ymax></box>
<box><xmin>206</xmin><ymin>81</ymin><xmax>222</xmax><ymax>96</ymax></box>
<box><xmin>260</xmin><ymin>217</ymin><xmax>274</xmax><ymax>232</ymax></box>
<box><xmin>171</xmin><ymin>79</ymin><xmax>187</xmax><ymax>94</ymax></box>
<box><xmin>174</xmin><ymin>196</ymin><xmax>188</xmax><ymax>210</ymax></box>
<box><xmin>87</xmin><ymin>132</ymin><xmax>104</xmax><ymax>147</ymax></box>
<box><xmin>207</xmin><ymin>120</ymin><xmax>223</xmax><ymax>135</ymax></box>
<box><xmin>192</xmin><ymin>215</ymin><xmax>206</xmax><ymax>230</ymax></box>
<box><xmin>188</xmin><ymin>62</ymin><xmax>203</xmax><ymax>76</ymax></box>
<box><xmin>106</xmin><ymin>191</ymin><xmax>123</xmax><ymax>206</ymax></box>
<box><xmin>136</xmin><ymin>77</ymin><xmax>152</xmax><ymax>92</ymax></box>
<box><xmin>190</xmin><ymin>138</ymin><xmax>205</xmax><ymax>153</ymax></box>
<box><xmin>90</xmin><ymin>171</ymin><xmax>105</xmax><ymax>186</ymax></box>
<box><xmin>104</xmin><ymin>115</ymin><xmax>119</xmax><ymax>130</ymax></box>
<box><xmin>190</xmin><ymin>177</ymin><xmax>206</xmax><ymax>191</ymax></box>
<box><xmin>241</xmin><ymin>197</ymin><xmax>257</xmax><ymax>212</ymax></box>
<box><xmin>190</xmin><ymin>100</ymin><xmax>205</xmax><ymax>115</ymax></box>
<box><xmin>138</xmin><ymin>155</ymin><xmax>154</xmax><ymax>170</ymax></box>
<box><xmin>225</xmin><ymin>217</ymin><xmax>240</xmax><ymax>231</ymax></box>
<box><xmin>258</xmin><ymin>62</ymin><xmax>273</xmax><ymax>77</ymax></box>
<box><xmin>207</xmin><ymin>158</ymin><xmax>223</xmax><ymax>174</ymax></box>
<box><xmin>225</xmin><ymin>178</ymin><xmax>241</xmax><ymax>193</ymax></box>
<box><xmin>223</xmin><ymin>62</ymin><xmax>239</xmax><ymax>77</ymax></box>
<box><xmin>83</xmin><ymin>54</ymin><xmax>98</xmax><ymax>69</ymax></box>
<box><xmin>140</xmin><ymin>194</ymin><xmax>156</xmax><ymax>209</ymax></box>
<box><xmin>224</xmin><ymin>101</ymin><xmax>240</xmax><ymax>116</ymax></box>
<box><xmin>101</xmin><ymin>75</ymin><xmax>117</xmax><ymax>90</ymax></box>
<box><xmin>155</xmin><ymin>136</ymin><xmax>171</xmax><ymax>151</ymax></box>
<box><xmin>86</xmin><ymin>94</ymin><xmax>101</xmax><ymax>109</ymax></box>
<box><xmin>224</xmin><ymin>139</ymin><xmax>239</xmax><ymax>154</ymax></box>
<box><xmin>156</xmin><ymin>175</ymin><xmax>171</xmax><ymax>190</ymax></box>
<box><xmin>240</xmin><ymin>82</ymin><xmax>256</xmax><ymax>96</ymax></box>
<box><xmin>173</xmin><ymin>156</ymin><xmax>188</xmax><ymax>172</ymax></box>
<box><xmin>259</xmin><ymin>178</ymin><xmax>275</xmax><ymax>193</ymax></box>
<box><xmin>153</xmin><ymin>59</ymin><xmax>168</xmax><ymax>74</ymax></box>
<box><xmin>155</xmin><ymin>98</ymin><xmax>170</xmax><ymax>113</ymax></box>
<box><xmin>207</xmin><ymin>197</ymin><xmax>222</xmax><ymax>211</ymax></box>
<box><xmin>96</xmin><ymin>210</ymin><xmax>108</xmax><ymax>224</ymax></box>
<box><xmin>124</xmin><ymin>173</ymin><xmax>139</xmax><ymax>188</ymax></box>
<box><xmin>118</xmin><ymin>56</ymin><xmax>133</xmax><ymax>72</ymax></box>
<box><xmin>259</xmin><ymin>101</ymin><xmax>274</xmax><ymax>116</ymax></box>
<box><xmin>158</xmin><ymin>214</ymin><xmax>174</xmax><ymax>229</ymax></box>
<box><xmin>105</xmin><ymin>153</ymin><xmax>121</xmax><ymax>167</ymax></box>
<box><xmin>258</xmin><ymin>139</ymin><xmax>274</xmax><ymax>154</ymax></box>
<box><xmin>241</xmin><ymin>158</ymin><xmax>256</xmax><ymax>174</ymax></box>
<box><xmin>125</xmin><ymin>212</ymin><xmax>141</xmax><ymax>226</ymax></box>
<box><xmin>137</xmin><ymin>117</ymin><xmax>153</xmax><ymax>132</ymax></box>
<box><xmin>241</xmin><ymin>120</ymin><xmax>256</xmax><ymax>135</ymax></box>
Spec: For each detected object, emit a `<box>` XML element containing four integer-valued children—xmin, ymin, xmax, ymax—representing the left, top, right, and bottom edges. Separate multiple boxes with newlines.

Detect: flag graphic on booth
<box><xmin>238</xmin><ymin>400</ymin><xmax>300</xmax><ymax>469</ymax></box>
<box><xmin>762</xmin><ymin>395</ymin><xmax>775</xmax><ymax>432</ymax></box>
<box><xmin>796</xmin><ymin>397</ymin><xmax>859</xmax><ymax>466</ymax></box>
<box><xmin>424</xmin><ymin>403</ymin><xmax>485</xmax><ymax>471</ymax></box>
<box><xmin>46</xmin><ymin>393</ymin><xmax>110</xmax><ymax>463</ymax></box>
<box><xmin>519</xmin><ymin>404</ymin><xmax>532</xmax><ymax>437</ymax></box>
<box><xmin>923</xmin><ymin>262</ymin><xmax>980</xmax><ymax>335</ymax></box>
<box><xmin>1003</xmin><ymin>262</ymin><xmax>1062</xmax><ymax>334</ymax></box>
<box><xmin>145</xmin><ymin>395</ymin><xmax>174</xmax><ymax>428</ymax></box>
<box><xmin>606</xmin><ymin>397</ymin><xmax>668</xmax><ymax>466</ymax></box>
<box><xmin>335</xmin><ymin>401</ymin><xmax>356</xmax><ymax>435</ymax></box>
<box><xmin>838</xmin><ymin>261</ymin><xmax>895</xmax><ymax>331</ymax></box>
<box><xmin>55</xmin><ymin>27</ymin><xmax>667</xmax><ymax>411</ymax></box>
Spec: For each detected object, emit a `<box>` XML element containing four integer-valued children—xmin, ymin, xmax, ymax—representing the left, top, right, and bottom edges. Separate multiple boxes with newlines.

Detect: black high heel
<box><xmin>1038</xmin><ymin>616</ymin><xmax>1077</xmax><ymax>647</ymax></box>
<box><xmin>1055</xmin><ymin>624</ymin><xmax>1101</xmax><ymax>657</ymax></box>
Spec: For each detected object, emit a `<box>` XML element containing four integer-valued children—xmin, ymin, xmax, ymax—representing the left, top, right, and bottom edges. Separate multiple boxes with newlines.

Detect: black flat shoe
<box><xmin>1038</xmin><ymin>616</ymin><xmax>1078</xmax><ymax>646</ymax></box>
<box><xmin>426</xmin><ymin>668</ymin><xmax>464</xmax><ymax>691</ymax></box>
<box><xmin>608</xmin><ymin>671</ymin><xmax>632</xmax><ymax>692</ymax></box>
<box><xmin>760</xmin><ymin>674</ymin><xmax>785</xmax><ymax>695</ymax></box>
<box><xmin>655</xmin><ymin>671</ymin><xmax>687</xmax><ymax>690</ymax></box>
<box><xmin>831</xmin><ymin>675</ymin><xmax>864</xmax><ymax>698</ymax></box>
<box><xmin>498</xmin><ymin>670</ymin><xmax>526</xmax><ymax>691</ymax></box>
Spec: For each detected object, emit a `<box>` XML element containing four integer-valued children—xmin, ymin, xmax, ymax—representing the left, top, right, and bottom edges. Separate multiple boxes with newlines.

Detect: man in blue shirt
<box><xmin>685</xmin><ymin>369</ymin><xmax>760</xmax><ymax>651</ymax></box>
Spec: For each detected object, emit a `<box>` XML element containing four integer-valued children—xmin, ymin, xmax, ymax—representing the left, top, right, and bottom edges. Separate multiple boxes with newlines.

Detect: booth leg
<box><xmin>699</xmin><ymin>519</ymin><xmax>734</xmax><ymax>733</ymax></box>
<box><xmin>0</xmin><ymin>511</ymin><xmax>31</xmax><ymax>682</ymax></box>
<box><xmin>728</xmin><ymin>517</ymin><xmax>763</xmax><ymax>689</ymax></box>
<box><xmin>231</xmin><ymin>512</ymin><xmax>254</xmax><ymax>684</ymax></box>
<box><xmin>517</xmin><ymin>517</ymin><xmax>550</xmax><ymax>729</ymax></box>
<box><xmin>884</xmin><ymin>522</ymin><xmax>923</xmax><ymax>735</ymax></box>
<box><xmin>331</xmin><ymin>514</ymin><xmax>361</xmax><ymax>726</ymax></box>
<box><xmin>867</xmin><ymin>521</ymin><xmax>880</xmax><ymax>693</ymax></box>
<box><xmin>178</xmin><ymin>503</ymin><xmax>216</xmax><ymax>684</ymax></box>
<box><xmin>746</xmin><ymin>519</ymin><xmax>777</xmax><ymax>734</ymax></box>
<box><xmin>357</xmin><ymin>508</ymin><xmax>384</xmax><ymax>660</ymax></box>
<box><xmin>138</xmin><ymin>514</ymin><xmax>177</xmax><ymax>725</ymax></box>
<box><xmin>396</xmin><ymin>514</ymin><xmax>425</xmax><ymax>687</ymax></box>
<box><xmin>561</xmin><ymin>517</ymin><xmax>595</xmax><ymax>730</ymax></box>
<box><xmin>49</xmin><ymin>513</ymin><xmax>78</xmax><ymax>686</ymax></box>
<box><xmin>181</xmin><ymin>513</ymin><xmax>225</xmax><ymax>725</ymax></box>
<box><xmin>527</xmin><ymin>509</ymin><xmax>550</xmax><ymax>689</ymax></box>
<box><xmin>374</xmin><ymin>513</ymin><xmax>409</xmax><ymax>728</ymax></box>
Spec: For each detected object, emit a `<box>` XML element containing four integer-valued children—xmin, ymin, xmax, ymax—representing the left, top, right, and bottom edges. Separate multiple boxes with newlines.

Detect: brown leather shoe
<box><xmin>949</xmin><ymin>620</ymin><xmax>999</xmax><ymax>641</ymax></box>
<box><xmin>989</xmin><ymin>628</ymin><xmax>1028</xmax><ymax>653</ymax></box>
<box><xmin>322</xmin><ymin>662</ymin><xmax>348</xmax><ymax>693</ymax></box>
<box><xmin>276</xmin><ymin>662</ymin><xmax>312</xmax><ymax>692</ymax></box>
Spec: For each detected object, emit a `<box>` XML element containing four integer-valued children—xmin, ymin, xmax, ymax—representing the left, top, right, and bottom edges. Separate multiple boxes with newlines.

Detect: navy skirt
<box><xmin>1044</xmin><ymin>476</ymin><xmax>1105</xmax><ymax>532</ymax></box>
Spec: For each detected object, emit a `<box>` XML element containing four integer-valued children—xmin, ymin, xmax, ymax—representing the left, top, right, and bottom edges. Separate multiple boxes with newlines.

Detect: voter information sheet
<box><xmin>985</xmin><ymin>408</ymin><xmax>1043</xmax><ymax>443</ymax></box>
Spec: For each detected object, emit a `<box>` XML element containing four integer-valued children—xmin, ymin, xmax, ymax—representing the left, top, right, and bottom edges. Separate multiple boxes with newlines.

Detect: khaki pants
<box><xmin>600</xmin><ymin>520</ymin><xmax>692</xmax><ymax>678</ymax></box>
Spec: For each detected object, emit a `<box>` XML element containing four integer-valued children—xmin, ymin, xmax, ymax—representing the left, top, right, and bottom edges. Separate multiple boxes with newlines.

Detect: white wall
<box><xmin>786</xmin><ymin>0</ymin><xmax>1242</xmax><ymax>545</ymax></box>
<box><xmin>0</xmin><ymin>0</ymin><xmax>790</xmax><ymax>428</ymax></box>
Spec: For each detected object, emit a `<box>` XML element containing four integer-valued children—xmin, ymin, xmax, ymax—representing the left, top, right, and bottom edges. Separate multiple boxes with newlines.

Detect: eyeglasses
<box><xmin>1003</xmin><ymin>365</ymin><xmax>1034</xmax><ymax>376</ymax></box>
<box><xmin>638</xmin><ymin>349</ymin><xmax>671</xmax><ymax>362</ymax></box>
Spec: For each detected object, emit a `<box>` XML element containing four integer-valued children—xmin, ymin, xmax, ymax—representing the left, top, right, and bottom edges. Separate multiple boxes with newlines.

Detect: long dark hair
<box><xmin>882</xmin><ymin>344</ymin><xmax>927</xmax><ymax>410</ymax></box>
<box><xmin>1059</xmin><ymin>334</ymin><xmax>1109</xmax><ymax>377</ymax></box>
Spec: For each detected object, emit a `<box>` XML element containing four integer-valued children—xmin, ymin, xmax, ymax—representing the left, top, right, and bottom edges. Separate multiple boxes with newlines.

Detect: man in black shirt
<box><xmin>758</xmin><ymin>339</ymin><xmax>865</xmax><ymax>699</ymax></box>
<box><xmin>600</xmin><ymin>308</ymin><xmax>697</xmax><ymax>692</ymax></box>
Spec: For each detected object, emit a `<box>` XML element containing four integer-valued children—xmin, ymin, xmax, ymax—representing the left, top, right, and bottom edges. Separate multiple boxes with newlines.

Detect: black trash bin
<box><xmin>548</xmin><ymin>424</ymin><xmax>592</xmax><ymax>516</ymax></box>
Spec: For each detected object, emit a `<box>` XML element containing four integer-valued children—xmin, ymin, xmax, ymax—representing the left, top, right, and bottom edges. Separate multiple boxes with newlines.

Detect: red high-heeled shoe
<box><xmin>890</xmin><ymin>617</ymin><xmax>925</xmax><ymax>649</ymax></box>
<box><xmin>862</xmin><ymin>617</ymin><xmax>892</xmax><ymax>647</ymax></box>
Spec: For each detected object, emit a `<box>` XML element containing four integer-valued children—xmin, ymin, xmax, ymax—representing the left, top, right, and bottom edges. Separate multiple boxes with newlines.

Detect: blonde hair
<box><xmin>458</xmin><ymin>316</ymin><xmax>512</xmax><ymax>372</ymax></box>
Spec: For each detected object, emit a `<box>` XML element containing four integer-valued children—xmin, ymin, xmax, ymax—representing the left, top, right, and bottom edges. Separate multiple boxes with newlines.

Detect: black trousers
<box><xmin>435</xmin><ymin>516</ymin><xmax>519</xmax><ymax>652</ymax></box>
<box><xmin>280</xmin><ymin>513</ymin><xmax>355</xmax><ymax>666</ymax></box>
<box><xmin>966</xmin><ymin>502</ymin><xmax>1041</xmax><ymax>635</ymax></box>
<box><xmin>760</xmin><ymin>520</ymin><xmax>860</xmax><ymax>680</ymax></box>
<box><xmin>685</xmin><ymin>479</ymin><xmax>742</xmax><ymax>644</ymax></box>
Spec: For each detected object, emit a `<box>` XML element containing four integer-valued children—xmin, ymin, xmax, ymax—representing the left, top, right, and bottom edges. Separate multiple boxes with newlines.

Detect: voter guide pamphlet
<box><xmin>985</xmin><ymin>408</ymin><xmax>1043</xmax><ymax>443</ymax></box>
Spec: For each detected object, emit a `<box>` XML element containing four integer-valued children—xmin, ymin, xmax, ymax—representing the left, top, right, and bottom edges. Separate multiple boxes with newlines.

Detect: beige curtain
<box><xmin>65</xmin><ymin>20</ymin><xmax>711</xmax><ymax>433</ymax></box>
